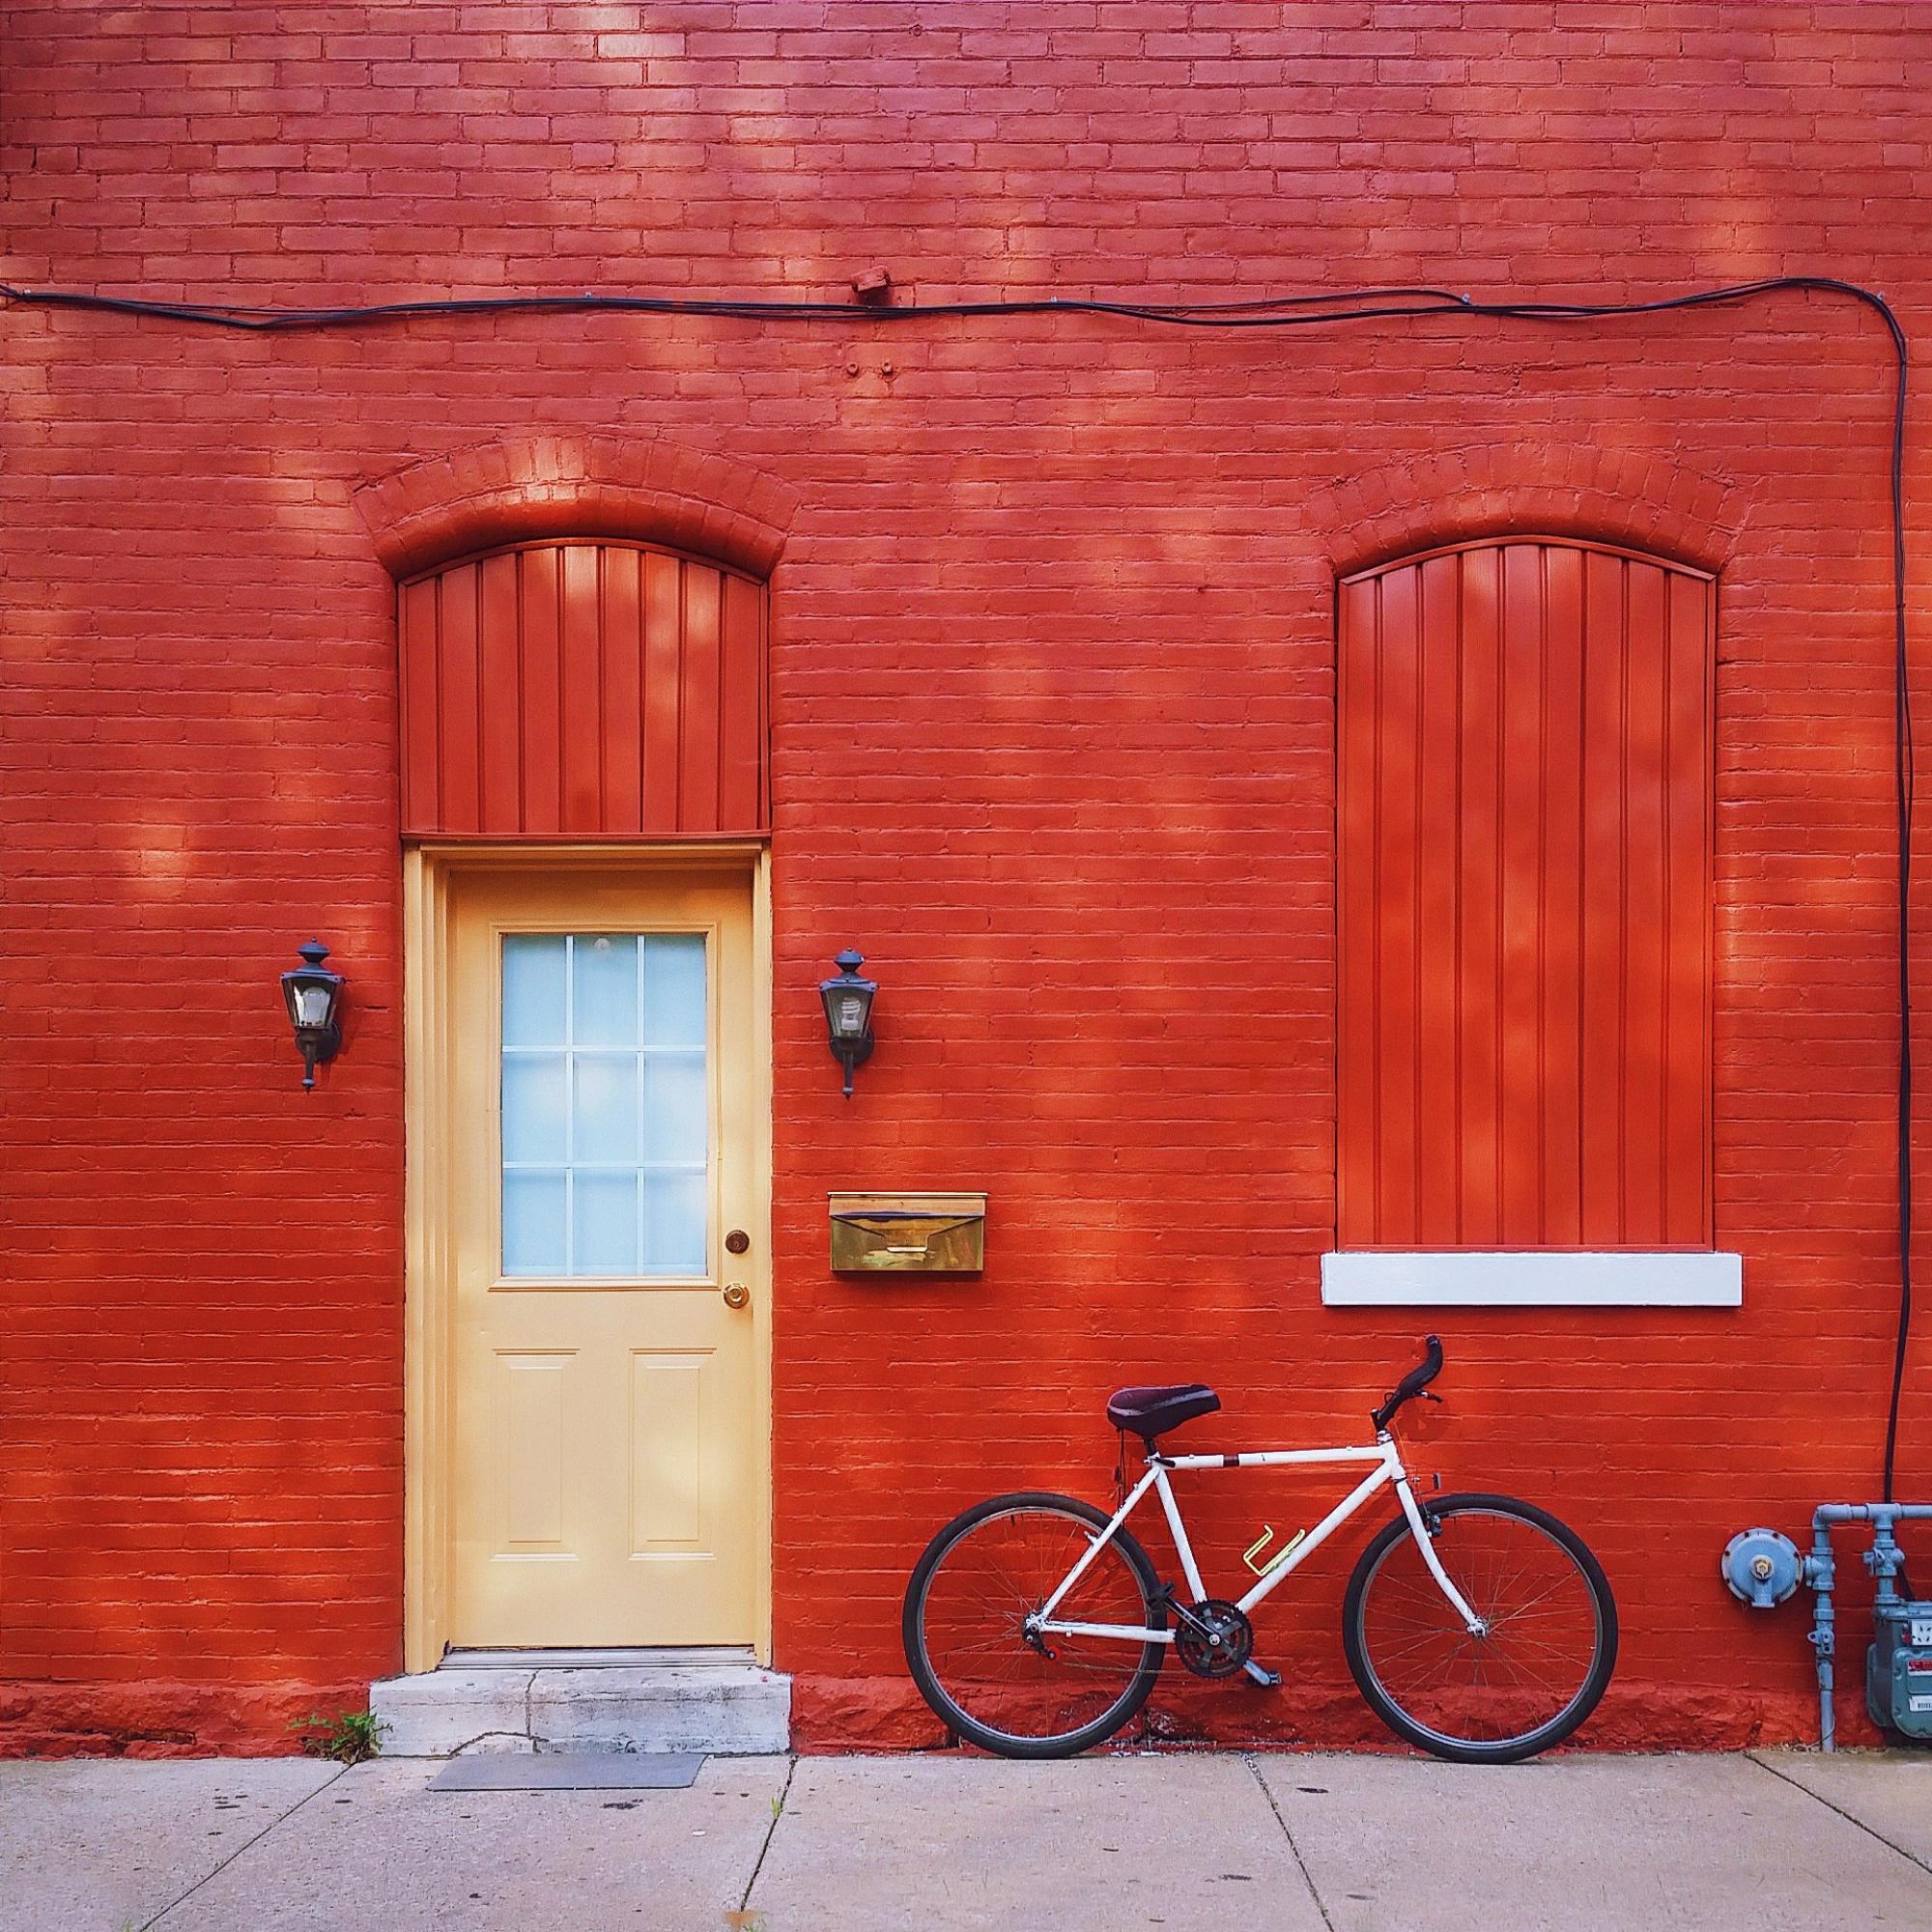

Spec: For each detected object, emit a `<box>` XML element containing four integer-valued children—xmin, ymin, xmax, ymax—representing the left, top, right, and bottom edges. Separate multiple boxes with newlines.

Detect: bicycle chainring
<box><xmin>1174</xmin><ymin>1598</ymin><xmax>1254</xmax><ymax>1679</ymax></box>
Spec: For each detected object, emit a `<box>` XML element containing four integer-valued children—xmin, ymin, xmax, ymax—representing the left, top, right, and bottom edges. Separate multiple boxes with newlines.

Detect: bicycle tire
<box><xmin>1343</xmin><ymin>1492</ymin><xmax>1618</xmax><ymax>1764</ymax></box>
<box><xmin>902</xmin><ymin>1491</ymin><xmax>1167</xmax><ymax>1758</ymax></box>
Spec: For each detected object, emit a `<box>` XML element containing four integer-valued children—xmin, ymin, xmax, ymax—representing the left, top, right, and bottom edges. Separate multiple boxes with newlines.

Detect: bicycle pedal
<box><xmin>1241</xmin><ymin>1660</ymin><xmax>1282</xmax><ymax>1690</ymax></box>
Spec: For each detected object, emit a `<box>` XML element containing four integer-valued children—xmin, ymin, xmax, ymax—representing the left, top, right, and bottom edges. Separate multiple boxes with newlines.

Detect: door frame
<box><xmin>402</xmin><ymin>840</ymin><xmax>774</xmax><ymax>1671</ymax></box>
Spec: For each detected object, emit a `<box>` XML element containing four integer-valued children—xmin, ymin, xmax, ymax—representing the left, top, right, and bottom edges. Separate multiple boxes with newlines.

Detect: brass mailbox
<box><xmin>830</xmin><ymin>1192</ymin><xmax>986</xmax><ymax>1274</ymax></box>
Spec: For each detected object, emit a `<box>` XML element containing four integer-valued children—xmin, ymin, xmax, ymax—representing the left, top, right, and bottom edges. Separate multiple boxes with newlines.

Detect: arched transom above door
<box><xmin>398</xmin><ymin>540</ymin><xmax>768</xmax><ymax>838</ymax></box>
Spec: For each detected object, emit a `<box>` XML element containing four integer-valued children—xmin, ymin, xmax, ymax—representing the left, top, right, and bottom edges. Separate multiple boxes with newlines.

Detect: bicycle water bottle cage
<box><xmin>1106</xmin><ymin>1383</ymin><xmax>1221</xmax><ymax>1444</ymax></box>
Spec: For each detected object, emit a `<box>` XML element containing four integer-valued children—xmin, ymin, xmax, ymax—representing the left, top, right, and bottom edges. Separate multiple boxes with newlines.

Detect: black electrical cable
<box><xmin>0</xmin><ymin>280</ymin><xmax>1494</xmax><ymax>330</ymax></box>
<box><xmin>1</xmin><ymin>271</ymin><xmax>1914</xmax><ymax>1492</ymax></box>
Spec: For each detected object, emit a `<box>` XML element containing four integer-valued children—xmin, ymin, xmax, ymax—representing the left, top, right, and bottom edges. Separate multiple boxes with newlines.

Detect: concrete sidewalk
<box><xmin>5</xmin><ymin>1749</ymin><xmax>1931</xmax><ymax>1932</ymax></box>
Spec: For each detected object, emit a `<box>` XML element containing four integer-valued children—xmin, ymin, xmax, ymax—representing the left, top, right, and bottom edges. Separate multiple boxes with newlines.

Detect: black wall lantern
<box><xmin>819</xmin><ymin>949</ymin><xmax>877</xmax><ymax>1097</ymax></box>
<box><xmin>280</xmin><ymin>939</ymin><xmax>345</xmax><ymax>1091</ymax></box>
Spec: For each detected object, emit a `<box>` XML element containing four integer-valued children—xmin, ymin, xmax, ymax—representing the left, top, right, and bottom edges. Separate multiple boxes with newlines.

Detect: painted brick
<box><xmin>3</xmin><ymin>1</ymin><xmax>1931</xmax><ymax>1756</ymax></box>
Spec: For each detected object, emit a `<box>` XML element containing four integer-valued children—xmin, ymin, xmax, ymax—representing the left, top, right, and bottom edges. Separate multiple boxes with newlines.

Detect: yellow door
<box><xmin>446</xmin><ymin>867</ymin><xmax>762</xmax><ymax>1647</ymax></box>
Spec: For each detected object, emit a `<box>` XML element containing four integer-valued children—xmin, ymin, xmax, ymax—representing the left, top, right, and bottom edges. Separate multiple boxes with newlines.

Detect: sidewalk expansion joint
<box><xmin>1243</xmin><ymin>1752</ymin><xmax>1336</xmax><ymax>1932</ymax></box>
<box><xmin>1747</xmin><ymin>1750</ymin><xmax>1932</xmax><ymax>1880</ymax></box>
<box><xmin>141</xmin><ymin>1760</ymin><xmax>350</xmax><ymax>1930</ymax></box>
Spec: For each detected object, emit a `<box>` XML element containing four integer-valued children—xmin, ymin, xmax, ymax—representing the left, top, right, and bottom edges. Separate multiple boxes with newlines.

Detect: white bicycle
<box><xmin>902</xmin><ymin>1337</ymin><xmax>1617</xmax><ymax>1762</ymax></box>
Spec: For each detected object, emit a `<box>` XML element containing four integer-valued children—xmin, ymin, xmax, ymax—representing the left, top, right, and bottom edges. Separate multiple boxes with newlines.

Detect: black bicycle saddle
<box><xmin>1105</xmin><ymin>1383</ymin><xmax>1221</xmax><ymax>1443</ymax></box>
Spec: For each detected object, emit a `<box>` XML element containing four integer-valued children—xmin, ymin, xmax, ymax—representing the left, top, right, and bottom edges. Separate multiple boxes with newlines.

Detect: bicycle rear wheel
<box><xmin>902</xmin><ymin>1492</ymin><xmax>1166</xmax><ymax>1758</ymax></box>
<box><xmin>1343</xmin><ymin>1492</ymin><xmax>1617</xmax><ymax>1763</ymax></box>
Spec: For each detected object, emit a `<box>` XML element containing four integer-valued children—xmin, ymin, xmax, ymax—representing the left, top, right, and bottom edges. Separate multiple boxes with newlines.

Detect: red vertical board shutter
<box><xmin>397</xmin><ymin>540</ymin><xmax>768</xmax><ymax>838</ymax></box>
<box><xmin>1338</xmin><ymin>538</ymin><xmax>1714</xmax><ymax>1249</ymax></box>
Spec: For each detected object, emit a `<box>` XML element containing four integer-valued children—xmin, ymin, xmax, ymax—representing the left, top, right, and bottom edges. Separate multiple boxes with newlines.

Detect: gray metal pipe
<box><xmin>1807</xmin><ymin>1504</ymin><xmax>1932</xmax><ymax>1749</ymax></box>
<box><xmin>1809</xmin><ymin>1517</ymin><xmax>1837</xmax><ymax>1750</ymax></box>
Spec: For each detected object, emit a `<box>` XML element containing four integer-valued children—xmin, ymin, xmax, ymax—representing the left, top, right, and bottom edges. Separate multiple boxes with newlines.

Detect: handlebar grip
<box><xmin>1415</xmin><ymin>1332</ymin><xmax>1443</xmax><ymax>1386</ymax></box>
<box><xmin>1371</xmin><ymin>1334</ymin><xmax>1445</xmax><ymax>1431</ymax></box>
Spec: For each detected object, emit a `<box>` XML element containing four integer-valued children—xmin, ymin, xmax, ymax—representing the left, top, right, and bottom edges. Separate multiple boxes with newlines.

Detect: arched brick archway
<box><xmin>1311</xmin><ymin>440</ymin><xmax>1758</xmax><ymax>581</ymax></box>
<box><xmin>354</xmin><ymin>432</ymin><xmax>800</xmax><ymax>583</ymax></box>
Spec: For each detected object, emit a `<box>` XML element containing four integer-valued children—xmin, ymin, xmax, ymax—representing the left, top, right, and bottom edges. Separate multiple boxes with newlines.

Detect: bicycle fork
<box><xmin>1392</xmin><ymin>1471</ymin><xmax>1488</xmax><ymax>1636</ymax></box>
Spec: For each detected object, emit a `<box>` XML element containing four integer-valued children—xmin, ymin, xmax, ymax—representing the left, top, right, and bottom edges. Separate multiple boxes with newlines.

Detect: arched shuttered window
<box><xmin>1337</xmin><ymin>537</ymin><xmax>1714</xmax><ymax>1249</ymax></box>
<box><xmin>398</xmin><ymin>540</ymin><xmax>767</xmax><ymax>838</ymax></box>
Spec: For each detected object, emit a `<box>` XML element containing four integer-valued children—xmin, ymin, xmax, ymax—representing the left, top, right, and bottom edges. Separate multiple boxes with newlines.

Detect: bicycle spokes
<box><xmin>1353</xmin><ymin>1503</ymin><xmax>1608</xmax><ymax>1749</ymax></box>
<box><xmin>912</xmin><ymin>1503</ymin><xmax>1159</xmax><ymax>1748</ymax></box>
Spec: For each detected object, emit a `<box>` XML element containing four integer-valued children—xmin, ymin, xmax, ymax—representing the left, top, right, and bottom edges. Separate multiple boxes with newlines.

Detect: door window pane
<box><xmin>574</xmin><ymin>1171</ymin><xmax>640</xmax><ymax>1274</ymax></box>
<box><xmin>502</xmin><ymin>935</ymin><xmax>568</xmax><ymax>1045</ymax></box>
<box><xmin>503</xmin><ymin>1170</ymin><xmax>568</xmax><ymax>1274</ymax></box>
<box><xmin>644</xmin><ymin>1170</ymin><xmax>708</xmax><ymax>1275</ymax></box>
<box><xmin>643</xmin><ymin>1053</ymin><xmax>707</xmax><ymax>1164</ymax></box>
<box><xmin>501</xmin><ymin>930</ymin><xmax>710</xmax><ymax>1277</ymax></box>
<box><xmin>502</xmin><ymin>1054</ymin><xmax>568</xmax><ymax>1163</ymax></box>
<box><xmin>574</xmin><ymin>1055</ymin><xmax>639</xmax><ymax>1164</ymax></box>
<box><xmin>573</xmin><ymin>934</ymin><xmax>639</xmax><ymax>1045</ymax></box>
<box><xmin>643</xmin><ymin>934</ymin><xmax>707</xmax><ymax>1046</ymax></box>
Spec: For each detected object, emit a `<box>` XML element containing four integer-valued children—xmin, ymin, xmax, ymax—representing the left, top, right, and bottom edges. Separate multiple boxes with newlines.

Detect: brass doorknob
<box><xmin>722</xmin><ymin>1283</ymin><xmax>751</xmax><ymax>1310</ymax></box>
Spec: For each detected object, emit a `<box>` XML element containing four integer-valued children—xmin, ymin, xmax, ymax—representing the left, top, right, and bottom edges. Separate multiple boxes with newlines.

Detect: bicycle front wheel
<box><xmin>1343</xmin><ymin>1492</ymin><xmax>1617</xmax><ymax>1763</ymax></box>
<box><xmin>902</xmin><ymin>1492</ymin><xmax>1166</xmax><ymax>1758</ymax></box>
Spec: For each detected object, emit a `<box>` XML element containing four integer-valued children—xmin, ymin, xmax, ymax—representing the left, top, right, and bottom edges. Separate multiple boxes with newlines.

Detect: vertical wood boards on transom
<box><xmin>1337</xmin><ymin>537</ymin><xmax>1715</xmax><ymax>1250</ymax></box>
<box><xmin>398</xmin><ymin>541</ymin><xmax>768</xmax><ymax>838</ymax></box>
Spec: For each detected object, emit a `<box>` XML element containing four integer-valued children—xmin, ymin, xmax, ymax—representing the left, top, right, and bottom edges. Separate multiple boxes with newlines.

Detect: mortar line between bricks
<box><xmin>1747</xmin><ymin>1751</ymin><xmax>1932</xmax><ymax>1879</ymax></box>
<box><xmin>1244</xmin><ymin>1753</ymin><xmax>1336</xmax><ymax>1932</ymax></box>
<box><xmin>738</xmin><ymin>1754</ymin><xmax>798</xmax><ymax>1918</ymax></box>
<box><xmin>141</xmin><ymin>1761</ymin><xmax>350</xmax><ymax>1930</ymax></box>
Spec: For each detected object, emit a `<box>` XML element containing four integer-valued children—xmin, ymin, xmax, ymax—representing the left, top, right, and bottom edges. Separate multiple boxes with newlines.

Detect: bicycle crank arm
<box><xmin>1241</xmin><ymin>1660</ymin><xmax>1282</xmax><ymax>1689</ymax></box>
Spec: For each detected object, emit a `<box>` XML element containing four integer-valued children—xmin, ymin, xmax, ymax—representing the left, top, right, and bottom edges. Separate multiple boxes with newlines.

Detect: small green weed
<box><xmin>289</xmin><ymin>1708</ymin><xmax>388</xmax><ymax>1764</ymax></box>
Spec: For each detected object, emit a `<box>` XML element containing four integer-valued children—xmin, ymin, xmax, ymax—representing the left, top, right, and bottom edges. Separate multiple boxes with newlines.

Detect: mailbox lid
<box><xmin>828</xmin><ymin>1190</ymin><xmax>986</xmax><ymax>1224</ymax></box>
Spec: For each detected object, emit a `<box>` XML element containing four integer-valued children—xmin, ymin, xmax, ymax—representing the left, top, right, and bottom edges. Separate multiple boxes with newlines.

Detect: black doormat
<box><xmin>429</xmin><ymin>1751</ymin><xmax>704</xmax><ymax>1791</ymax></box>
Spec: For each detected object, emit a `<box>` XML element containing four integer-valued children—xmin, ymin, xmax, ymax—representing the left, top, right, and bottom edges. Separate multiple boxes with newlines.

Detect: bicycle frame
<box><xmin>1031</xmin><ymin>1434</ymin><xmax>1484</xmax><ymax>1644</ymax></box>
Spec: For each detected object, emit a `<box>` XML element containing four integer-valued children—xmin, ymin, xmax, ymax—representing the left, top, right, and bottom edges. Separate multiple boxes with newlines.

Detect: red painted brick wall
<box><xmin>4</xmin><ymin>2</ymin><xmax>1930</xmax><ymax>1753</ymax></box>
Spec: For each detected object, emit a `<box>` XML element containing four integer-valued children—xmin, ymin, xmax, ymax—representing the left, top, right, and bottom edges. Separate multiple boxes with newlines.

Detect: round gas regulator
<box><xmin>1719</xmin><ymin>1527</ymin><xmax>1804</xmax><ymax>1609</ymax></box>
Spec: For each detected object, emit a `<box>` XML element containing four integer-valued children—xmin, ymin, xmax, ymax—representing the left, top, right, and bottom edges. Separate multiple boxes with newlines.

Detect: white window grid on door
<box><xmin>498</xmin><ymin>929</ymin><xmax>711</xmax><ymax>1279</ymax></box>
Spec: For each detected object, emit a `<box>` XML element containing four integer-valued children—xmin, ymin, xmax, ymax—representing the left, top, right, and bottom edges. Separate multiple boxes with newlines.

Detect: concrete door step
<box><xmin>371</xmin><ymin>1652</ymin><xmax>790</xmax><ymax>1757</ymax></box>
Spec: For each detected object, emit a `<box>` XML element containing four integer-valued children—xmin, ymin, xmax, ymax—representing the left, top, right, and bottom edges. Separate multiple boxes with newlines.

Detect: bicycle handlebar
<box><xmin>1371</xmin><ymin>1334</ymin><xmax>1444</xmax><ymax>1433</ymax></box>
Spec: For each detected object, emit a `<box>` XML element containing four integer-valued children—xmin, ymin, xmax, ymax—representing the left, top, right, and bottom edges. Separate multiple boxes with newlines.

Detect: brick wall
<box><xmin>3</xmin><ymin>1</ymin><xmax>1930</xmax><ymax>1752</ymax></box>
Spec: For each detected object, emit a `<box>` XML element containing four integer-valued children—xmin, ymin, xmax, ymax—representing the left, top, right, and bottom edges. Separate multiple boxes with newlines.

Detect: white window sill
<box><xmin>1320</xmin><ymin>1250</ymin><xmax>1742</xmax><ymax>1308</ymax></box>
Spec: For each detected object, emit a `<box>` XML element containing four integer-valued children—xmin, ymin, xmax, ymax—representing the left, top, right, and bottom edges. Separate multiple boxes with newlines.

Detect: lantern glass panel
<box><xmin>293</xmin><ymin>980</ymin><xmax>334</xmax><ymax>1028</ymax></box>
